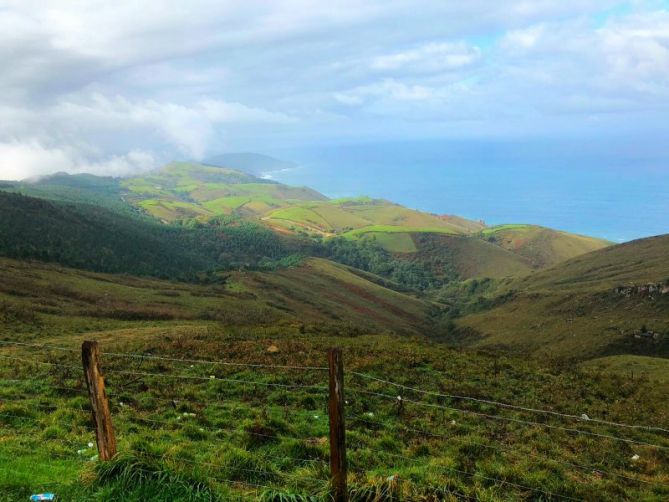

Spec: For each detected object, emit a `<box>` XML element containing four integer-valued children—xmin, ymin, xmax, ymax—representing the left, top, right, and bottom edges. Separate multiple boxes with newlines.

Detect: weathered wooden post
<box><xmin>328</xmin><ymin>348</ymin><xmax>347</xmax><ymax>502</ymax></box>
<box><xmin>82</xmin><ymin>340</ymin><xmax>117</xmax><ymax>461</ymax></box>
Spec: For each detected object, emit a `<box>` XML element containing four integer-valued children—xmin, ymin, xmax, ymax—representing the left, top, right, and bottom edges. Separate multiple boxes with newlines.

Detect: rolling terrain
<box><xmin>0</xmin><ymin>159</ymin><xmax>668</xmax><ymax>500</ymax></box>
<box><xmin>457</xmin><ymin>234</ymin><xmax>669</xmax><ymax>359</ymax></box>
<box><xmin>1</xmin><ymin>160</ymin><xmax>612</xmax><ymax>284</ymax></box>
<box><xmin>0</xmin><ymin>255</ymin><xmax>433</xmax><ymax>339</ymax></box>
<box><xmin>480</xmin><ymin>224</ymin><xmax>611</xmax><ymax>269</ymax></box>
<box><xmin>0</xmin><ymin>191</ymin><xmax>297</xmax><ymax>279</ymax></box>
<box><xmin>122</xmin><ymin>162</ymin><xmax>326</xmax><ymax>222</ymax></box>
<box><xmin>264</xmin><ymin>197</ymin><xmax>485</xmax><ymax>237</ymax></box>
<box><xmin>1</xmin><ymin>254</ymin><xmax>668</xmax><ymax>500</ymax></box>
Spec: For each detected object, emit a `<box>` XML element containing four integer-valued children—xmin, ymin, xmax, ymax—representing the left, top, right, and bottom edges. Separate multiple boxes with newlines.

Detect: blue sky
<box><xmin>0</xmin><ymin>1</ymin><xmax>667</xmax><ymax>188</ymax></box>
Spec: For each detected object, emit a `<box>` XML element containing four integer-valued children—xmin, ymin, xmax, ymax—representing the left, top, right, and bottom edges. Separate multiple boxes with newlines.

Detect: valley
<box><xmin>0</xmin><ymin>158</ymin><xmax>667</xmax><ymax>500</ymax></box>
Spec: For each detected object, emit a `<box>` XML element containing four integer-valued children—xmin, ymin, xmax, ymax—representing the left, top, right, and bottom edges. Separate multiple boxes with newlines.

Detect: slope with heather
<box><xmin>0</xmin><ymin>254</ymin><xmax>434</xmax><ymax>341</ymax></box>
<box><xmin>457</xmin><ymin>234</ymin><xmax>669</xmax><ymax>359</ymax></box>
<box><xmin>480</xmin><ymin>224</ymin><xmax>610</xmax><ymax>269</ymax></box>
<box><xmin>1</xmin><ymin>259</ymin><xmax>668</xmax><ymax>500</ymax></box>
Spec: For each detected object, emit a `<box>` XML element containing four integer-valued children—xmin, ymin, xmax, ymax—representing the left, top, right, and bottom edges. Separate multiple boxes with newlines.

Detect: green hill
<box><xmin>0</xmin><ymin>254</ymin><xmax>433</xmax><ymax>339</ymax></box>
<box><xmin>122</xmin><ymin>162</ymin><xmax>326</xmax><ymax>221</ymax></box>
<box><xmin>408</xmin><ymin>233</ymin><xmax>534</xmax><ymax>280</ymax></box>
<box><xmin>1</xmin><ymin>162</ymin><xmax>613</xmax><ymax>287</ymax></box>
<box><xmin>457</xmin><ymin>234</ymin><xmax>669</xmax><ymax>359</ymax></box>
<box><xmin>480</xmin><ymin>224</ymin><xmax>610</xmax><ymax>269</ymax></box>
<box><xmin>356</xmin><ymin>225</ymin><xmax>609</xmax><ymax>281</ymax></box>
<box><xmin>0</xmin><ymin>191</ymin><xmax>296</xmax><ymax>280</ymax></box>
<box><xmin>265</xmin><ymin>197</ymin><xmax>485</xmax><ymax>237</ymax></box>
<box><xmin>1</xmin><ymin>255</ymin><xmax>668</xmax><ymax>501</ymax></box>
<box><xmin>0</xmin><ymin>172</ymin><xmax>130</xmax><ymax>213</ymax></box>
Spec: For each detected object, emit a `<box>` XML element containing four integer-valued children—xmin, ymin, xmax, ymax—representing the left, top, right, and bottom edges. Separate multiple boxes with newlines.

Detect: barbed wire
<box><xmin>351</xmin><ymin>371</ymin><xmax>669</xmax><ymax>433</ymax></box>
<box><xmin>102</xmin><ymin>350</ymin><xmax>328</xmax><ymax>371</ymax></box>
<box><xmin>348</xmin><ymin>414</ymin><xmax>669</xmax><ymax>488</ymax></box>
<box><xmin>0</xmin><ymin>353</ymin><xmax>80</xmax><ymax>371</ymax></box>
<box><xmin>348</xmin><ymin>387</ymin><xmax>669</xmax><ymax>451</ymax></box>
<box><xmin>0</xmin><ymin>339</ymin><xmax>328</xmax><ymax>371</ymax></box>
<box><xmin>2</xmin><ymin>340</ymin><xmax>667</xmax><ymax>499</ymax></box>
<box><xmin>104</xmin><ymin>367</ymin><xmax>327</xmax><ymax>391</ymax></box>
<box><xmin>106</xmin><ymin>391</ymin><xmax>328</xmax><ymax>427</ymax></box>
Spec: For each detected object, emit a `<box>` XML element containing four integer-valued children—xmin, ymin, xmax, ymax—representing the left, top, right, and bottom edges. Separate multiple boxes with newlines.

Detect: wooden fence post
<box><xmin>328</xmin><ymin>348</ymin><xmax>347</xmax><ymax>502</ymax></box>
<box><xmin>82</xmin><ymin>340</ymin><xmax>117</xmax><ymax>461</ymax></box>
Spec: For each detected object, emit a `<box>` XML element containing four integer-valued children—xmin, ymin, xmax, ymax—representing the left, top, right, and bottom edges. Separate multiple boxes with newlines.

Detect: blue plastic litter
<box><xmin>30</xmin><ymin>494</ymin><xmax>56</xmax><ymax>502</ymax></box>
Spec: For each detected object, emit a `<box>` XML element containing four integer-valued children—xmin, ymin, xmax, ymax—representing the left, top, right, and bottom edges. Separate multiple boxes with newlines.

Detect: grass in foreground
<box><xmin>1</xmin><ymin>327</ymin><xmax>668</xmax><ymax>501</ymax></box>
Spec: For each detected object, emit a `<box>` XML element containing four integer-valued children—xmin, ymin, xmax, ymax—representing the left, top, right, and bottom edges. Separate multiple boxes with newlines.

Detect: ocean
<box><xmin>270</xmin><ymin>140</ymin><xmax>669</xmax><ymax>242</ymax></box>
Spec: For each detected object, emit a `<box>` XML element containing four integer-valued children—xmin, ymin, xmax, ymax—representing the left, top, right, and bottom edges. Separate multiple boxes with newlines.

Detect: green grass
<box><xmin>121</xmin><ymin>163</ymin><xmax>326</xmax><ymax>222</ymax></box>
<box><xmin>0</xmin><ymin>255</ymin><xmax>434</xmax><ymax>339</ymax></box>
<box><xmin>202</xmin><ymin>196</ymin><xmax>251</xmax><ymax>212</ymax></box>
<box><xmin>361</xmin><ymin>232</ymin><xmax>417</xmax><ymax>253</ymax></box>
<box><xmin>478</xmin><ymin>224</ymin><xmax>611</xmax><ymax>269</ymax></box>
<box><xmin>0</xmin><ymin>249</ymin><xmax>668</xmax><ymax>500</ymax></box>
<box><xmin>457</xmin><ymin>234</ymin><xmax>669</xmax><ymax>358</ymax></box>
<box><xmin>480</xmin><ymin>224</ymin><xmax>533</xmax><ymax>236</ymax></box>
<box><xmin>343</xmin><ymin>225</ymin><xmax>457</xmax><ymax>238</ymax></box>
<box><xmin>581</xmin><ymin>355</ymin><xmax>669</xmax><ymax>383</ymax></box>
<box><xmin>1</xmin><ymin>327</ymin><xmax>668</xmax><ymax>500</ymax></box>
<box><xmin>265</xmin><ymin>199</ymin><xmax>485</xmax><ymax>238</ymax></box>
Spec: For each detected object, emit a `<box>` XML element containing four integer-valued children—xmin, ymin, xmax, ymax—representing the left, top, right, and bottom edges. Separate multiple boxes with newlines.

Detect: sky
<box><xmin>0</xmin><ymin>1</ymin><xmax>668</xmax><ymax>238</ymax></box>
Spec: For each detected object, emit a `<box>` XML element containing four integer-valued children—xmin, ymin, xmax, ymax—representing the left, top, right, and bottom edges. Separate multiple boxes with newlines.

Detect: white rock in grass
<box><xmin>631</xmin><ymin>454</ymin><xmax>640</xmax><ymax>461</ymax></box>
<box><xmin>450</xmin><ymin>420</ymin><xmax>457</xmax><ymax>426</ymax></box>
<box><xmin>581</xmin><ymin>414</ymin><xmax>590</xmax><ymax>421</ymax></box>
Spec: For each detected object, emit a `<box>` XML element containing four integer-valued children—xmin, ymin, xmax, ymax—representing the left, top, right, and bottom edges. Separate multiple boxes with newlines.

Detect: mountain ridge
<box><xmin>1</xmin><ymin>160</ymin><xmax>613</xmax><ymax>281</ymax></box>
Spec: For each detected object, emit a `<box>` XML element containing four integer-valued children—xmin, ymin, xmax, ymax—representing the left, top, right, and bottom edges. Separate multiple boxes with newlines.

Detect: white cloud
<box><xmin>0</xmin><ymin>141</ymin><xmax>156</xmax><ymax>180</ymax></box>
<box><xmin>371</xmin><ymin>42</ymin><xmax>481</xmax><ymax>73</ymax></box>
<box><xmin>335</xmin><ymin>79</ymin><xmax>434</xmax><ymax>105</ymax></box>
<box><xmin>501</xmin><ymin>25</ymin><xmax>546</xmax><ymax>50</ymax></box>
<box><xmin>0</xmin><ymin>1</ymin><xmax>667</xmax><ymax>179</ymax></box>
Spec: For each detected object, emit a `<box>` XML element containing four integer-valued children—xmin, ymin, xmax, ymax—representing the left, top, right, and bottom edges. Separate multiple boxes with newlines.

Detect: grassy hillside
<box><xmin>480</xmin><ymin>224</ymin><xmax>610</xmax><ymax>269</ymax></box>
<box><xmin>0</xmin><ymin>172</ymin><xmax>130</xmax><ymax>213</ymax></box>
<box><xmin>122</xmin><ymin>162</ymin><xmax>326</xmax><ymax>221</ymax></box>
<box><xmin>457</xmin><ymin>234</ymin><xmax>669</xmax><ymax>359</ymax></box>
<box><xmin>408</xmin><ymin>234</ymin><xmax>534</xmax><ymax>280</ymax></box>
<box><xmin>0</xmin><ymin>255</ymin><xmax>433</xmax><ymax>339</ymax></box>
<box><xmin>3</xmin><ymin>165</ymin><xmax>611</xmax><ymax>284</ymax></box>
<box><xmin>265</xmin><ymin>198</ymin><xmax>485</xmax><ymax>238</ymax></box>
<box><xmin>581</xmin><ymin>355</ymin><xmax>669</xmax><ymax>383</ymax></box>
<box><xmin>0</xmin><ymin>262</ymin><xmax>668</xmax><ymax>500</ymax></box>
<box><xmin>1</xmin><ymin>180</ymin><xmax>668</xmax><ymax>499</ymax></box>
<box><xmin>0</xmin><ymin>191</ymin><xmax>297</xmax><ymax>280</ymax></box>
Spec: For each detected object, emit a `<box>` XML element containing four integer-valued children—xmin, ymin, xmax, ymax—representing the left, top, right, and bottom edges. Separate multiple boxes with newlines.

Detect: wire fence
<box><xmin>1</xmin><ymin>338</ymin><xmax>668</xmax><ymax>501</ymax></box>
